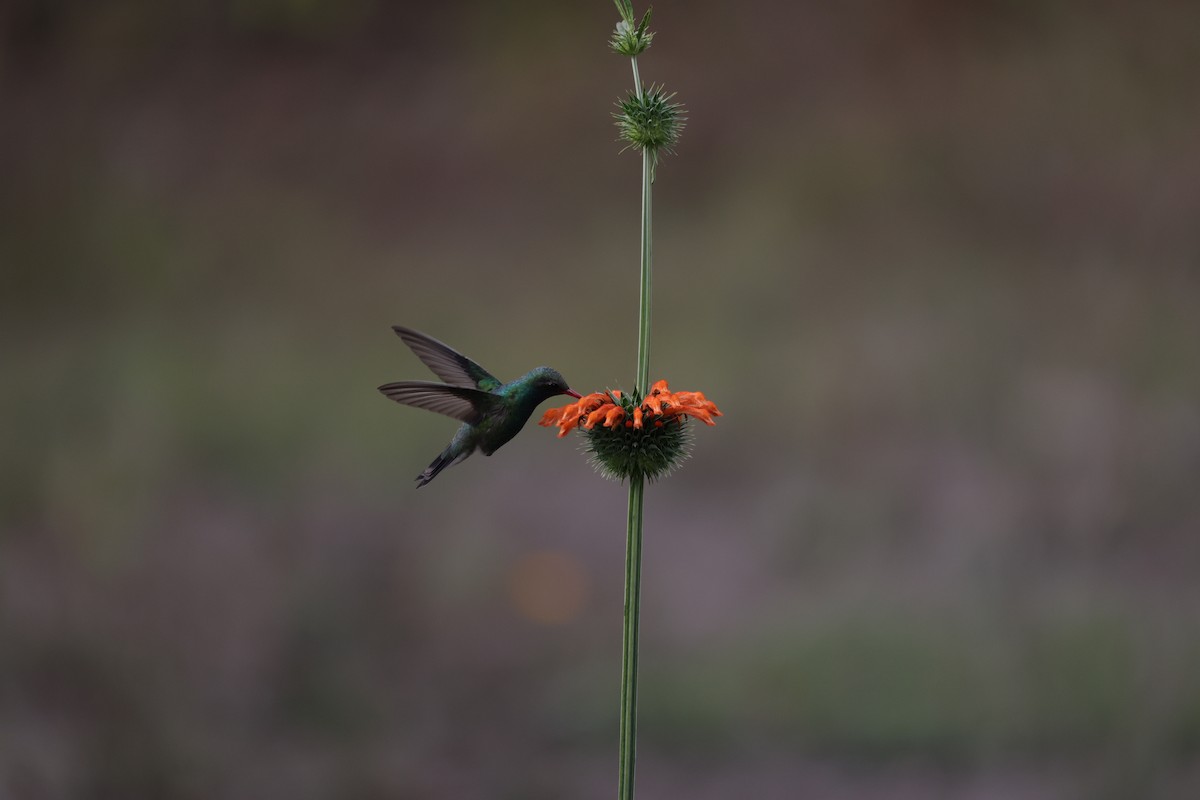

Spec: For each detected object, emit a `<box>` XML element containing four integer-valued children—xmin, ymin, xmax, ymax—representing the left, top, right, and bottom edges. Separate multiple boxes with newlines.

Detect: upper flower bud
<box><xmin>610</xmin><ymin>13</ymin><xmax>654</xmax><ymax>57</ymax></box>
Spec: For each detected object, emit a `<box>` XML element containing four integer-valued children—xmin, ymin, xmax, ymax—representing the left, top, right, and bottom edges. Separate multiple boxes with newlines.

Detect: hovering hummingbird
<box><xmin>379</xmin><ymin>326</ymin><xmax>582</xmax><ymax>487</ymax></box>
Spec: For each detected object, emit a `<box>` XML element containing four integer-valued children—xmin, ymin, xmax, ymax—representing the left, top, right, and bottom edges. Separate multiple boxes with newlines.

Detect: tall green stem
<box><xmin>630</xmin><ymin>53</ymin><xmax>652</xmax><ymax>395</ymax></box>
<box><xmin>618</xmin><ymin>476</ymin><xmax>644</xmax><ymax>799</ymax></box>
<box><xmin>635</xmin><ymin>148</ymin><xmax>653</xmax><ymax>393</ymax></box>
<box><xmin>619</xmin><ymin>51</ymin><xmax>652</xmax><ymax>800</ymax></box>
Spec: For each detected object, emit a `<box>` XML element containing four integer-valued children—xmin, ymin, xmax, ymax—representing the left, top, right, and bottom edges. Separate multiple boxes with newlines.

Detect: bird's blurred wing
<box><xmin>378</xmin><ymin>381</ymin><xmax>504</xmax><ymax>425</ymax></box>
<box><xmin>391</xmin><ymin>326</ymin><xmax>502</xmax><ymax>391</ymax></box>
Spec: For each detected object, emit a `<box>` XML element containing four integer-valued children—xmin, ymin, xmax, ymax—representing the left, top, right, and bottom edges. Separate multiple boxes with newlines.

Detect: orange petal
<box><xmin>633</xmin><ymin>407</ymin><xmax>644</xmax><ymax>429</ymax></box>
<box><xmin>672</xmin><ymin>391</ymin><xmax>722</xmax><ymax>417</ymax></box>
<box><xmin>674</xmin><ymin>406</ymin><xmax>715</xmax><ymax>425</ymax></box>
<box><xmin>603</xmin><ymin>405</ymin><xmax>626</xmax><ymax>427</ymax></box>
<box><xmin>539</xmin><ymin>407</ymin><xmax>565</xmax><ymax>427</ymax></box>
<box><xmin>650</xmin><ymin>379</ymin><xmax>670</xmax><ymax>395</ymax></box>
<box><xmin>689</xmin><ymin>391</ymin><xmax>722</xmax><ymax>416</ymax></box>
<box><xmin>578</xmin><ymin>393</ymin><xmax>606</xmax><ymax>412</ymax></box>
<box><xmin>557</xmin><ymin>413</ymin><xmax>582</xmax><ymax>437</ymax></box>
<box><xmin>692</xmin><ymin>392</ymin><xmax>722</xmax><ymax>416</ymax></box>
<box><xmin>584</xmin><ymin>404</ymin><xmax>616</xmax><ymax>430</ymax></box>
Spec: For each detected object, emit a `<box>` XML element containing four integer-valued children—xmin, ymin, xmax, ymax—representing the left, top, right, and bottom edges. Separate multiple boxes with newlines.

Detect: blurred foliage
<box><xmin>2</xmin><ymin>0</ymin><xmax>1200</xmax><ymax>798</ymax></box>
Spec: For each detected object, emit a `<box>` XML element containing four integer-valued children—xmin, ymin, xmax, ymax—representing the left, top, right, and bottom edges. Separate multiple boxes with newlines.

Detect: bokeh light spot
<box><xmin>506</xmin><ymin>550</ymin><xmax>590</xmax><ymax>626</ymax></box>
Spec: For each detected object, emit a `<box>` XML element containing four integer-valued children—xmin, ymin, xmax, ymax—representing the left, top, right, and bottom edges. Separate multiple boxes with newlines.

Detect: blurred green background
<box><xmin>3</xmin><ymin>1</ymin><xmax>1200</xmax><ymax>798</ymax></box>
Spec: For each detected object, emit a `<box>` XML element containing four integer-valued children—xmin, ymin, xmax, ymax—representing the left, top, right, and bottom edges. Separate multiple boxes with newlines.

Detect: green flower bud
<box><xmin>610</xmin><ymin>1</ymin><xmax>654</xmax><ymax>56</ymax></box>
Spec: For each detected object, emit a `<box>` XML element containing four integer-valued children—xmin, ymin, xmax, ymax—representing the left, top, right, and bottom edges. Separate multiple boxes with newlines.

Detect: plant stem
<box><xmin>619</xmin><ymin>49</ymin><xmax>653</xmax><ymax>800</ymax></box>
<box><xmin>628</xmin><ymin>53</ymin><xmax>652</xmax><ymax>395</ymax></box>
<box><xmin>635</xmin><ymin>147</ymin><xmax>653</xmax><ymax>393</ymax></box>
<box><xmin>618</xmin><ymin>475</ymin><xmax>644</xmax><ymax>800</ymax></box>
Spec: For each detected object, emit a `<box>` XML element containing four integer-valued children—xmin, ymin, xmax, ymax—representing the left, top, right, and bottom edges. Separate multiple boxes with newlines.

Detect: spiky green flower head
<box><xmin>584</xmin><ymin>389</ymin><xmax>691</xmax><ymax>483</ymax></box>
<box><xmin>614</xmin><ymin>86</ymin><xmax>686</xmax><ymax>161</ymax></box>
<box><xmin>539</xmin><ymin>381</ymin><xmax>722</xmax><ymax>483</ymax></box>
<box><xmin>610</xmin><ymin>1</ymin><xmax>654</xmax><ymax>56</ymax></box>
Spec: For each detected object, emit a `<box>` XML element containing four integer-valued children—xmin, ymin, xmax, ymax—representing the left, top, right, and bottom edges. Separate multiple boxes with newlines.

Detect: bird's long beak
<box><xmin>565</xmin><ymin>388</ymin><xmax>582</xmax><ymax>399</ymax></box>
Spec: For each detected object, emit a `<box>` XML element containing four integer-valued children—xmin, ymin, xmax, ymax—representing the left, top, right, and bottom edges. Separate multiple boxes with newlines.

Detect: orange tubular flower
<box><xmin>659</xmin><ymin>389</ymin><xmax>721</xmax><ymax>426</ymax></box>
<box><xmin>541</xmin><ymin>392</ymin><xmax>610</xmax><ymax>437</ymax></box>
<box><xmin>540</xmin><ymin>380</ymin><xmax>722</xmax><ymax>437</ymax></box>
<box><xmin>540</xmin><ymin>380</ymin><xmax>720</xmax><ymax>480</ymax></box>
<box><xmin>585</xmin><ymin>406</ymin><xmax>611</xmax><ymax>429</ymax></box>
<box><xmin>603</xmin><ymin>405</ymin><xmax>626</xmax><ymax>427</ymax></box>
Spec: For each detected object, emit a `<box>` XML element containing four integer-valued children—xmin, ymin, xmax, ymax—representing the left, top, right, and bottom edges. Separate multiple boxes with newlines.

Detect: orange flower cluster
<box><xmin>540</xmin><ymin>379</ymin><xmax>722</xmax><ymax>438</ymax></box>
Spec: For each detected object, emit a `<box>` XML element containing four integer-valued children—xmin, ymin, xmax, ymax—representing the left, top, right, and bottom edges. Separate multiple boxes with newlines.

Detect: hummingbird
<box><xmin>379</xmin><ymin>326</ymin><xmax>581</xmax><ymax>487</ymax></box>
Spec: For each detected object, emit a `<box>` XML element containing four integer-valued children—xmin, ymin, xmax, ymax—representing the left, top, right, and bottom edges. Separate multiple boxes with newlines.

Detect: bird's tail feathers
<box><xmin>415</xmin><ymin>447</ymin><xmax>470</xmax><ymax>488</ymax></box>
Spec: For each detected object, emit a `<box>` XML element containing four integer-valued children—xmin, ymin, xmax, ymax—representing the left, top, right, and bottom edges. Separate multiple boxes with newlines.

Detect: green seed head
<box><xmin>614</xmin><ymin>86</ymin><xmax>686</xmax><ymax>159</ymax></box>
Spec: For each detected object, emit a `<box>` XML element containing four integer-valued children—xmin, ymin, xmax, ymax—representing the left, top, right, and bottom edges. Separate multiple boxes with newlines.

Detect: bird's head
<box><xmin>526</xmin><ymin>367</ymin><xmax>582</xmax><ymax>402</ymax></box>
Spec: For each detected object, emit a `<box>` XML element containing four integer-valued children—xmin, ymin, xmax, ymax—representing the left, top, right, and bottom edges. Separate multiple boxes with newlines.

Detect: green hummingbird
<box><xmin>379</xmin><ymin>326</ymin><xmax>581</xmax><ymax>487</ymax></box>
